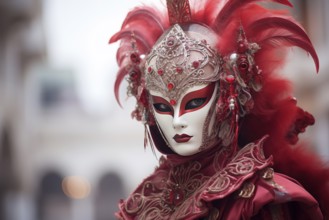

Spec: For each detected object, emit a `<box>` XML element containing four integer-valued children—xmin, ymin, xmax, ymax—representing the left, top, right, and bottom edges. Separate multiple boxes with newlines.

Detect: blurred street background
<box><xmin>0</xmin><ymin>0</ymin><xmax>328</xmax><ymax>219</ymax></box>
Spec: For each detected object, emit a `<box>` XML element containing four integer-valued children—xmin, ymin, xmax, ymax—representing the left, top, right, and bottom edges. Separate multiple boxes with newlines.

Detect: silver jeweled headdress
<box><xmin>145</xmin><ymin>24</ymin><xmax>223</xmax><ymax>105</ymax></box>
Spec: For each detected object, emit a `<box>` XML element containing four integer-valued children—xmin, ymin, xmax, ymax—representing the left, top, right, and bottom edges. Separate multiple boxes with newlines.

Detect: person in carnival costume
<box><xmin>110</xmin><ymin>0</ymin><xmax>329</xmax><ymax>219</ymax></box>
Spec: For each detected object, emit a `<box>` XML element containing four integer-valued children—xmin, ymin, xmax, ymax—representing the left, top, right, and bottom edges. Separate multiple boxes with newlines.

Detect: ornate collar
<box><xmin>118</xmin><ymin>136</ymin><xmax>272</xmax><ymax>220</ymax></box>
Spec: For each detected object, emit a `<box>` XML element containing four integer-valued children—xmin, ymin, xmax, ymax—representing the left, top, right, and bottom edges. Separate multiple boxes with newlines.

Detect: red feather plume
<box><xmin>247</xmin><ymin>17</ymin><xmax>319</xmax><ymax>72</ymax></box>
<box><xmin>212</xmin><ymin>0</ymin><xmax>293</xmax><ymax>33</ymax></box>
<box><xmin>110</xmin><ymin>6</ymin><xmax>167</xmax><ymax>108</ymax></box>
<box><xmin>120</xmin><ymin>8</ymin><xmax>166</xmax><ymax>32</ymax></box>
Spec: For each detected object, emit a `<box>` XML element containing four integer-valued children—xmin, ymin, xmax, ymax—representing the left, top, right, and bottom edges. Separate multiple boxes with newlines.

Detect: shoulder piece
<box><xmin>227</xmin><ymin>168</ymin><xmax>324</xmax><ymax>220</ymax></box>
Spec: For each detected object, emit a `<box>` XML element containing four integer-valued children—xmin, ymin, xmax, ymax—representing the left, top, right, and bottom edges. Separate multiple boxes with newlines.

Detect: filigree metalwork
<box><xmin>166</xmin><ymin>0</ymin><xmax>192</xmax><ymax>25</ymax></box>
<box><xmin>145</xmin><ymin>24</ymin><xmax>222</xmax><ymax>104</ymax></box>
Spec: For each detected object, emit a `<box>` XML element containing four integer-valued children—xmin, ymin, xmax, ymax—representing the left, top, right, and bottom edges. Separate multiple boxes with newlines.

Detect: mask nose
<box><xmin>172</xmin><ymin>111</ymin><xmax>187</xmax><ymax>129</ymax></box>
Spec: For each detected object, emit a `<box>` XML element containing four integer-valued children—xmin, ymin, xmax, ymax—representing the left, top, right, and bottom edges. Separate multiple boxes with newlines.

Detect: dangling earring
<box><xmin>217</xmin><ymin>73</ymin><xmax>239</xmax><ymax>155</ymax></box>
<box><xmin>217</xmin><ymin>25</ymin><xmax>262</xmax><ymax>155</ymax></box>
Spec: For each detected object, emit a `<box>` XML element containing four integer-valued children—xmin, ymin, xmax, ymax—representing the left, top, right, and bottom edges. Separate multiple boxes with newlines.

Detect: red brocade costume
<box><xmin>110</xmin><ymin>0</ymin><xmax>329</xmax><ymax>219</ymax></box>
<box><xmin>116</xmin><ymin>138</ymin><xmax>323</xmax><ymax>219</ymax></box>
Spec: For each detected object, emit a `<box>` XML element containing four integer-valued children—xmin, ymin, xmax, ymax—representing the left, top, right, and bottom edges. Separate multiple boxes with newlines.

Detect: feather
<box><xmin>110</xmin><ymin>7</ymin><xmax>166</xmax><ymax>54</ymax></box>
<box><xmin>191</xmin><ymin>0</ymin><xmax>223</xmax><ymax>26</ymax></box>
<box><xmin>259</xmin><ymin>35</ymin><xmax>319</xmax><ymax>72</ymax></box>
<box><xmin>121</xmin><ymin>8</ymin><xmax>166</xmax><ymax>32</ymax></box>
<box><xmin>114</xmin><ymin>67</ymin><xmax>128</xmax><ymax>107</ymax></box>
<box><xmin>212</xmin><ymin>0</ymin><xmax>293</xmax><ymax>33</ymax></box>
<box><xmin>109</xmin><ymin>29</ymin><xmax>152</xmax><ymax>52</ymax></box>
<box><xmin>246</xmin><ymin>16</ymin><xmax>319</xmax><ymax>72</ymax></box>
<box><xmin>248</xmin><ymin>17</ymin><xmax>313</xmax><ymax>44</ymax></box>
<box><xmin>115</xmin><ymin>43</ymin><xmax>131</xmax><ymax>66</ymax></box>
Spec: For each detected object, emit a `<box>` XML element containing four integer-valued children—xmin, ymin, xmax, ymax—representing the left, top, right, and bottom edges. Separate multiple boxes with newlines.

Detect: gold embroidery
<box><xmin>123</xmin><ymin>136</ymin><xmax>273</xmax><ymax>219</ymax></box>
<box><xmin>207</xmin><ymin>136</ymin><xmax>272</xmax><ymax>194</ymax></box>
<box><xmin>238</xmin><ymin>182</ymin><xmax>255</xmax><ymax>198</ymax></box>
<box><xmin>261</xmin><ymin>168</ymin><xmax>286</xmax><ymax>192</ymax></box>
<box><xmin>162</xmin><ymin>161</ymin><xmax>210</xmax><ymax>209</ymax></box>
<box><xmin>261</xmin><ymin>167</ymin><xmax>274</xmax><ymax>180</ymax></box>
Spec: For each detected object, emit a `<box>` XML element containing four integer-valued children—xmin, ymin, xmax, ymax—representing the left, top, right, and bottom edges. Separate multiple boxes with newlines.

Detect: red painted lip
<box><xmin>173</xmin><ymin>134</ymin><xmax>192</xmax><ymax>143</ymax></box>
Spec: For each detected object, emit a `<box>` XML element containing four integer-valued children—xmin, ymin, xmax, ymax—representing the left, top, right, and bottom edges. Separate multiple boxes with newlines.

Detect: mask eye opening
<box><xmin>151</xmin><ymin>95</ymin><xmax>174</xmax><ymax>116</ymax></box>
<box><xmin>185</xmin><ymin>98</ymin><xmax>207</xmax><ymax>110</ymax></box>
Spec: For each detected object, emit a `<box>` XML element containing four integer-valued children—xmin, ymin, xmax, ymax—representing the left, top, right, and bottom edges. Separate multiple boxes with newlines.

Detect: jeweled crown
<box><xmin>145</xmin><ymin>24</ymin><xmax>223</xmax><ymax>105</ymax></box>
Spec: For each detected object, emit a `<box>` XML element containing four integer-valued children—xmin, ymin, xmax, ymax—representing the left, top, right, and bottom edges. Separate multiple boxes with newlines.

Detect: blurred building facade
<box><xmin>0</xmin><ymin>0</ymin><xmax>328</xmax><ymax>220</ymax></box>
<box><xmin>0</xmin><ymin>0</ymin><xmax>158</xmax><ymax>220</ymax></box>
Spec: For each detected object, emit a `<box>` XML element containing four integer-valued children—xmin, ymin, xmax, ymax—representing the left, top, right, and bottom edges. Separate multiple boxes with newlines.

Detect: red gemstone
<box><xmin>192</xmin><ymin>61</ymin><xmax>200</xmax><ymax>68</ymax></box>
<box><xmin>167</xmin><ymin>36</ymin><xmax>175</xmax><ymax>46</ymax></box>
<box><xmin>238</xmin><ymin>56</ymin><xmax>249</xmax><ymax>74</ymax></box>
<box><xmin>167</xmin><ymin>188</ymin><xmax>184</xmax><ymax>205</ymax></box>
<box><xmin>170</xmin><ymin>99</ymin><xmax>176</xmax><ymax>105</ymax></box>
<box><xmin>158</xmin><ymin>69</ymin><xmax>164</xmax><ymax>75</ymax></box>
<box><xmin>239</xmin><ymin>63</ymin><xmax>249</xmax><ymax>73</ymax></box>
<box><xmin>130</xmin><ymin>53</ymin><xmax>140</xmax><ymax>63</ymax></box>
<box><xmin>225</xmin><ymin>75</ymin><xmax>235</xmax><ymax>83</ymax></box>
<box><xmin>168</xmin><ymin>190</ymin><xmax>174</xmax><ymax>204</ymax></box>
<box><xmin>148</xmin><ymin>67</ymin><xmax>152</xmax><ymax>73</ymax></box>
<box><xmin>238</xmin><ymin>41</ymin><xmax>247</xmax><ymax>53</ymax></box>
<box><xmin>129</xmin><ymin>71</ymin><xmax>138</xmax><ymax>80</ymax></box>
<box><xmin>176</xmin><ymin>67</ymin><xmax>183</xmax><ymax>73</ymax></box>
<box><xmin>167</xmin><ymin>83</ymin><xmax>174</xmax><ymax>90</ymax></box>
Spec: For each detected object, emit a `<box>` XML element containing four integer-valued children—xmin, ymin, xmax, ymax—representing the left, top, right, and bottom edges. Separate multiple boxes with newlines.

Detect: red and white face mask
<box><xmin>150</xmin><ymin>83</ymin><xmax>219</xmax><ymax>156</ymax></box>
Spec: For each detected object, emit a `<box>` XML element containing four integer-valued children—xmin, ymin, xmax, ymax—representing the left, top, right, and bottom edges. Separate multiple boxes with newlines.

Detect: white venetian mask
<box><xmin>145</xmin><ymin>24</ymin><xmax>222</xmax><ymax>155</ymax></box>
